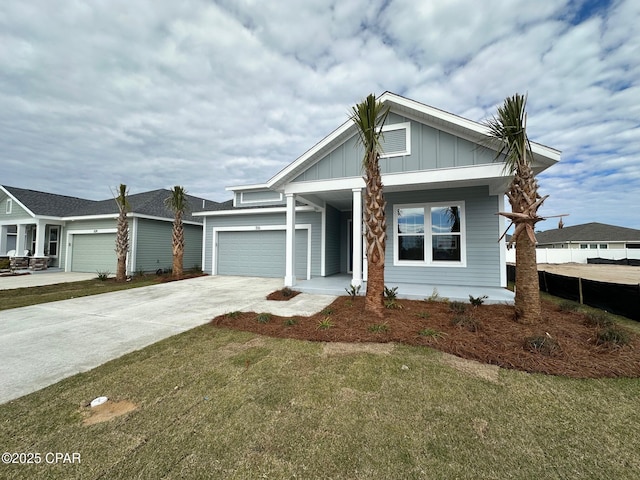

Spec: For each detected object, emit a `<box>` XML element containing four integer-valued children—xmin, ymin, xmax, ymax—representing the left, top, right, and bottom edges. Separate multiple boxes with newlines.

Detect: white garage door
<box><xmin>71</xmin><ymin>233</ymin><xmax>117</xmax><ymax>273</ymax></box>
<box><xmin>217</xmin><ymin>230</ymin><xmax>308</xmax><ymax>278</ymax></box>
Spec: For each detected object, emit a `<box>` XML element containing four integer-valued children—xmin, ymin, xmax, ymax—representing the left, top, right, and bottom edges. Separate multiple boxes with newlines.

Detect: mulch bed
<box><xmin>266</xmin><ymin>288</ymin><xmax>302</xmax><ymax>301</ymax></box>
<box><xmin>211</xmin><ymin>296</ymin><xmax>640</xmax><ymax>378</ymax></box>
<box><xmin>156</xmin><ymin>272</ymin><xmax>208</xmax><ymax>283</ymax></box>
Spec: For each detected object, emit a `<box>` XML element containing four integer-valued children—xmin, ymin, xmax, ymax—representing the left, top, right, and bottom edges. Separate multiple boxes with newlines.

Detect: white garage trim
<box><xmin>64</xmin><ymin>228</ymin><xmax>117</xmax><ymax>272</ymax></box>
<box><xmin>212</xmin><ymin>224</ymin><xmax>312</xmax><ymax>280</ymax></box>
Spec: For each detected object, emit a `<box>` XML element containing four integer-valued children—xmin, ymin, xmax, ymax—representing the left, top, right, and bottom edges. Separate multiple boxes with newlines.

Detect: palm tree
<box><xmin>485</xmin><ymin>94</ymin><xmax>548</xmax><ymax>324</ymax></box>
<box><xmin>350</xmin><ymin>94</ymin><xmax>390</xmax><ymax>318</ymax></box>
<box><xmin>165</xmin><ymin>186</ymin><xmax>189</xmax><ymax>278</ymax></box>
<box><xmin>114</xmin><ymin>184</ymin><xmax>129</xmax><ymax>282</ymax></box>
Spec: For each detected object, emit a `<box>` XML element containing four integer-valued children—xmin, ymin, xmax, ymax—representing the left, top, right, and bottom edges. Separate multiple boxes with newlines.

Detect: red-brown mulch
<box><xmin>155</xmin><ymin>272</ymin><xmax>207</xmax><ymax>283</ymax></box>
<box><xmin>211</xmin><ymin>296</ymin><xmax>640</xmax><ymax>379</ymax></box>
<box><xmin>266</xmin><ymin>288</ymin><xmax>302</xmax><ymax>301</ymax></box>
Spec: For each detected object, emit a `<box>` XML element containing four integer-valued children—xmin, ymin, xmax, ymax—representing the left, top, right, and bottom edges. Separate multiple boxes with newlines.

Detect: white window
<box><xmin>47</xmin><ymin>227</ymin><xmax>59</xmax><ymax>257</ymax></box>
<box><xmin>394</xmin><ymin>202</ymin><xmax>466</xmax><ymax>266</ymax></box>
<box><xmin>5</xmin><ymin>199</ymin><xmax>12</xmax><ymax>214</ymax></box>
<box><xmin>380</xmin><ymin>122</ymin><xmax>411</xmax><ymax>158</ymax></box>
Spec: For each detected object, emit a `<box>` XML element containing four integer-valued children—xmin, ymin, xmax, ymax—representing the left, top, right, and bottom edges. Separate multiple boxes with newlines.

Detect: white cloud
<box><xmin>0</xmin><ymin>0</ymin><xmax>639</xmax><ymax>229</ymax></box>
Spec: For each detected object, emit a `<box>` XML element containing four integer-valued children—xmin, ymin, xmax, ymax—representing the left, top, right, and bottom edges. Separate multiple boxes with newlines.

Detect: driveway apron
<box><xmin>0</xmin><ymin>276</ymin><xmax>335</xmax><ymax>404</ymax></box>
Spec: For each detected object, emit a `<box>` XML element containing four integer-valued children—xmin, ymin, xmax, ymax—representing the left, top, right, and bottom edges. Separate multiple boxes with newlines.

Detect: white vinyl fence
<box><xmin>506</xmin><ymin>248</ymin><xmax>640</xmax><ymax>264</ymax></box>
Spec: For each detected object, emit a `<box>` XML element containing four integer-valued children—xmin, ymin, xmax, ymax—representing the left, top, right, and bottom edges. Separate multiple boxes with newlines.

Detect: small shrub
<box><xmin>596</xmin><ymin>326</ymin><xmax>630</xmax><ymax>347</ymax></box>
<box><xmin>469</xmin><ymin>295</ymin><xmax>488</xmax><ymax>307</ymax></box>
<box><xmin>449</xmin><ymin>301</ymin><xmax>467</xmax><ymax>314</ymax></box>
<box><xmin>368</xmin><ymin>323</ymin><xmax>389</xmax><ymax>333</ymax></box>
<box><xmin>0</xmin><ymin>258</ymin><xmax>10</xmax><ymax>269</ymax></box>
<box><xmin>317</xmin><ymin>317</ymin><xmax>334</xmax><ymax>330</ymax></box>
<box><xmin>384</xmin><ymin>286</ymin><xmax>398</xmax><ymax>301</ymax></box>
<box><xmin>425</xmin><ymin>288</ymin><xmax>449</xmax><ymax>303</ymax></box>
<box><xmin>283</xmin><ymin>317</ymin><xmax>298</xmax><ymax>326</ymax></box>
<box><xmin>280</xmin><ymin>287</ymin><xmax>294</xmax><ymax>298</ymax></box>
<box><xmin>321</xmin><ymin>307</ymin><xmax>334</xmax><ymax>315</ymax></box>
<box><xmin>419</xmin><ymin>328</ymin><xmax>446</xmax><ymax>340</ymax></box>
<box><xmin>416</xmin><ymin>311</ymin><xmax>431</xmax><ymax>319</ymax></box>
<box><xmin>135</xmin><ymin>269</ymin><xmax>145</xmax><ymax>277</ymax></box>
<box><xmin>96</xmin><ymin>270</ymin><xmax>111</xmax><ymax>281</ymax></box>
<box><xmin>525</xmin><ymin>334</ymin><xmax>560</xmax><ymax>356</ymax></box>
<box><xmin>345</xmin><ymin>284</ymin><xmax>361</xmax><ymax>298</ymax></box>
<box><xmin>255</xmin><ymin>312</ymin><xmax>272</xmax><ymax>324</ymax></box>
<box><xmin>558</xmin><ymin>300</ymin><xmax>580</xmax><ymax>312</ymax></box>
<box><xmin>385</xmin><ymin>298</ymin><xmax>403</xmax><ymax>309</ymax></box>
<box><xmin>451</xmin><ymin>315</ymin><xmax>480</xmax><ymax>332</ymax></box>
<box><xmin>584</xmin><ymin>311</ymin><xmax>614</xmax><ymax>328</ymax></box>
<box><xmin>225</xmin><ymin>311</ymin><xmax>241</xmax><ymax>319</ymax></box>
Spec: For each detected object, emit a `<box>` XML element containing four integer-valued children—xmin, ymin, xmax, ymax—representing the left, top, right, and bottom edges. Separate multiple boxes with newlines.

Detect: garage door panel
<box><xmin>217</xmin><ymin>230</ymin><xmax>307</xmax><ymax>278</ymax></box>
<box><xmin>71</xmin><ymin>233</ymin><xmax>117</xmax><ymax>273</ymax></box>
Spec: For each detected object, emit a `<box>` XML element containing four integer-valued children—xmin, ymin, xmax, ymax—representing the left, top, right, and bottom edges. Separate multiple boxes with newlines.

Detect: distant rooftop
<box><xmin>536</xmin><ymin>222</ymin><xmax>640</xmax><ymax>244</ymax></box>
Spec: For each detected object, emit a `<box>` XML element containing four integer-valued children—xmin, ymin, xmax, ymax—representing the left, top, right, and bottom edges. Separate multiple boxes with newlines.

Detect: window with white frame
<box><xmin>380</xmin><ymin>122</ymin><xmax>410</xmax><ymax>158</ymax></box>
<box><xmin>5</xmin><ymin>199</ymin><xmax>12</xmax><ymax>214</ymax></box>
<box><xmin>394</xmin><ymin>202</ymin><xmax>465</xmax><ymax>266</ymax></box>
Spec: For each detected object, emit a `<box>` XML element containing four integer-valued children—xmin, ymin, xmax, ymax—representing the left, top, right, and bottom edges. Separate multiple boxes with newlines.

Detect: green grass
<box><xmin>2</xmin><ymin>325</ymin><xmax>640</xmax><ymax>479</ymax></box>
<box><xmin>0</xmin><ymin>276</ymin><xmax>160</xmax><ymax>311</ymax></box>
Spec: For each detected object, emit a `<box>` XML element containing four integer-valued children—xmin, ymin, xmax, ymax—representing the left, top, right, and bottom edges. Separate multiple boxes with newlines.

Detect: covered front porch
<box><xmin>0</xmin><ymin>221</ymin><xmax>63</xmax><ymax>269</ymax></box>
<box><xmin>294</xmin><ymin>274</ymin><xmax>515</xmax><ymax>304</ymax></box>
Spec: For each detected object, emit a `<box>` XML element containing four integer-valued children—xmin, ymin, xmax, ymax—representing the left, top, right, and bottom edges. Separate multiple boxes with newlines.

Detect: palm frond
<box><xmin>350</xmin><ymin>94</ymin><xmax>390</xmax><ymax>166</ymax></box>
<box><xmin>484</xmin><ymin>93</ymin><xmax>534</xmax><ymax>175</ymax></box>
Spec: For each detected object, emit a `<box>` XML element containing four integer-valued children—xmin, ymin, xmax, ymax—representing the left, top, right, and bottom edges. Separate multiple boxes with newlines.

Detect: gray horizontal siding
<box><xmin>292</xmin><ymin>112</ymin><xmax>497</xmax><ymax>183</ymax></box>
<box><xmin>384</xmin><ymin>186</ymin><xmax>502</xmax><ymax>288</ymax></box>
<box><xmin>202</xmin><ymin>210</ymin><xmax>322</xmax><ymax>277</ymax></box>
<box><xmin>135</xmin><ymin>219</ymin><xmax>203</xmax><ymax>273</ymax></box>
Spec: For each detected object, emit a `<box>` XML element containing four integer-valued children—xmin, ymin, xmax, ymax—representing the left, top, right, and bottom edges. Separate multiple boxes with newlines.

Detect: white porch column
<box><xmin>284</xmin><ymin>193</ymin><xmax>296</xmax><ymax>287</ymax></box>
<box><xmin>0</xmin><ymin>225</ymin><xmax>7</xmax><ymax>254</ymax></box>
<box><xmin>16</xmin><ymin>224</ymin><xmax>27</xmax><ymax>255</ymax></box>
<box><xmin>34</xmin><ymin>220</ymin><xmax>46</xmax><ymax>257</ymax></box>
<box><xmin>351</xmin><ymin>188</ymin><xmax>363</xmax><ymax>288</ymax></box>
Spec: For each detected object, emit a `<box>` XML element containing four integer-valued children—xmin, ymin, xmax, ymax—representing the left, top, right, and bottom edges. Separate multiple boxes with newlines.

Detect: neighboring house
<box><xmin>0</xmin><ymin>186</ymin><xmax>217</xmax><ymax>274</ymax></box>
<box><xmin>194</xmin><ymin>92</ymin><xmax>560</xmax><ymax>289</ymax></box>
<box><xmin>535</xmin><ymin>222</ymin><xmax>640</xmax><ymax>250</ymax></box>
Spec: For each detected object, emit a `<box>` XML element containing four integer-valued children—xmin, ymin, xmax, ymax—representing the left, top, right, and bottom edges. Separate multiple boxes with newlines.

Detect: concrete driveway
<box><xmin>0</xmin><ymin>275</ymin><xmax>335</xmax><ymax>404</ymax></box>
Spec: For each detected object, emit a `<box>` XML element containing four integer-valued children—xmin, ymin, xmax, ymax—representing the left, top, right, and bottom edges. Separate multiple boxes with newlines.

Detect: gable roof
<box><xmin>536</xmin><ymin>222</ymin><xmax>640</xmax><ymax>244</ymax></box>
<box><xmin>230</xmin><ymin>91</ymin><xmax>561</xmax><ymax>192</ymax></box>
<box><xmin>1</xmin><ymin>186</ymin><xmax>218</xmax><ymax>223</ymax></box>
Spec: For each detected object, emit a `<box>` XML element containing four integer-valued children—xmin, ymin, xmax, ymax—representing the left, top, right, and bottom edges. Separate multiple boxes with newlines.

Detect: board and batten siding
<box><xmin>384</xmin><ymin>186</ymin><xmax>502</xmax><ymax>288</ymax></box>
<box><xmin>134</xmin><ymin>219</ymin><xmax>203</xmax><ymax>273</ymax></box>
<box><xmin>291</xmin><ymin>112</ymin><xmax>496</xmax><ymax>183</ymax></box>
<box><xmin>202</xmin><ymin>210</ymin><xmax>322</xmax><ymax>276</ymax></box>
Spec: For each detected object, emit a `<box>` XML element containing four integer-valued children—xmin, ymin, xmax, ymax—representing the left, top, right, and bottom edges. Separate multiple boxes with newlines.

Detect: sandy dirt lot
<box><xmin>537</xmin><ymin>263</ymin><xmax>640</xmax><ymax>285</ymax></box>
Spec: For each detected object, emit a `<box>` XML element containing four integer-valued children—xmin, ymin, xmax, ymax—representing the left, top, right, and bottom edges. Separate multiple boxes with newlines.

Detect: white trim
<box><xmin>64</xmin><ymin>228</ymin><xmax>118</xmax><ymax>272</ymax></box>
<box><xmin>5</xmin><ymin>198</ymin><xmax>12</xmax><ymax>214</ymax></box>
<box><xmin>498</xmin><ymin>195</ymin><xmax>507</xmax><ymax>287</ymax></box>
<box><xmin>239</xmin><ymin>191</ymin><xmax>284</xmax><ymax>205</ymax></box>
<box><xmin>192</xmin><ymin>205</ymin><xmax>316</xmax><ymax>217</ymax></box>
<box><xmin>380</xmin><ymin>122</ymin><xmax>411</xmax><ymax>158</ymax></box>
<box><xmin>201</xmin><ymin>216</ymin><xmax>207</xmax><ymax>273</ymax></box>
<box><xmin>320</xmin><ymin>206</ymin><xmax>326</xmax><ymax>277</ymax></box>
<box><xmin>130</xmin><ymin>217</ymin><xmax>139</xmax><ymax>273</ymax></box>
<box><xmin>211</xmin><ymin>224</ymin><xmax>312</xmax><ymax>280</ymax></box>
<box><xmin>285</xmin><ymin>193</ymin><xmax>296</xmax><ymax>286</ymax></box>
<box><xmin>351</xmin><ymin>188</ymin><xmax>363</xmax><ymax>287</ymax></box>
<box><xmin>393</xmin><ymin>201</ymin><xmax>467</xmax><ymax>268</ymax></box>
<box><xmin>61</xmin><ymin>212</ymin><xmax>201</xmax><ymax>226</ymax></box>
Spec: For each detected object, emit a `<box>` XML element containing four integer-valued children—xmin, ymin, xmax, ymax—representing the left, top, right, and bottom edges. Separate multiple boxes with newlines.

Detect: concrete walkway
<box><xmin>0</xmin><ymin>276</ymin><xmax>336</xmax><ymax>404</ymax></box>
<box><xmin>0</xmin><ymin>271</ymin><xmax>97</xmax><ymax>290</ymax></box>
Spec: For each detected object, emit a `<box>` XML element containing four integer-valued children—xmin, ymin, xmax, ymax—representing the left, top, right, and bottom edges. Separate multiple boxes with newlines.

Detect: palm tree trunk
<box><xmin>115</xmin><ymin>212</ymin><xmax>128</xmax><ymax>282</ymax></box>
<box><xmin>514</xmin><ymin>230</ymin><xmax>541</xmax><ymax>323</ymax></box>
<box><xmin>172</xmin><ymin>213</ymin><xmax>184</xmax><ymax>277</ymax></box>
<box><xmin>364</xmin><ymin>155</ymin><xmax>386</xmax><ymax>317</ymax></box>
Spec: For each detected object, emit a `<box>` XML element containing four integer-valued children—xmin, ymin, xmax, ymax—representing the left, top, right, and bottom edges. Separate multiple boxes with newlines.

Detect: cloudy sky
<box><xmin>1</xmin><ymin>0</ymin><xmax>638</xmax><ymax>230</ymax></box>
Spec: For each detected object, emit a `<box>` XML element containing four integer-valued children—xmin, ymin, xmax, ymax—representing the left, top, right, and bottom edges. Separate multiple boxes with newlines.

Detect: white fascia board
<box><xmin>266</xmin><ymin>120</ymin><xmax>355</xmax><ymax>189</ymax></box>
<box><xmin>0</xmin><ymin>186</ymin><xmax>36</xmax><ymax>217</ymax></box>
<box><xmin>285</xmin><ymin>177</ymin><xmax>365</xmax><ymax>195</ymax></box>
<box><xmin>193</xmin><ymin>205</ymin><xmax>316</xmax><ymax>217</ymax></box>
<box><xmin>129</xmin><ymin>213</ymin><xmax>202</xmax><ymax>226</ymax></box>
<box><xmin>225</xmin><ymin>183</ymin><xmax>270</xmax><ymax>192</ymax></box>
<box><xmin>62</xmin><ymin>214</ymin><xmax>119</xmax><ymax>221</ymax></box>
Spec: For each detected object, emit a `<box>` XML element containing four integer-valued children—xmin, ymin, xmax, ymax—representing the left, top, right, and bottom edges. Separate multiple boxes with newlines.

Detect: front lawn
<box><xmin>2</xmin><ymin>325</ymin><xmax>640</xmax><ymax>479</ymax></box>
